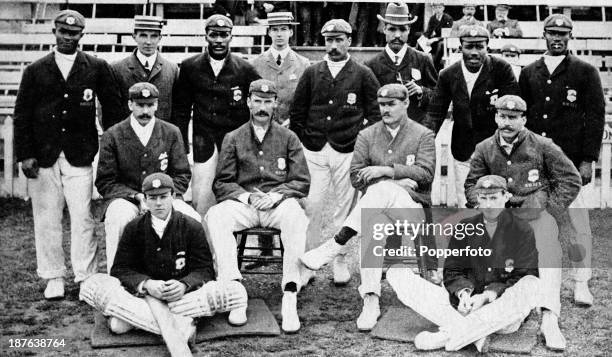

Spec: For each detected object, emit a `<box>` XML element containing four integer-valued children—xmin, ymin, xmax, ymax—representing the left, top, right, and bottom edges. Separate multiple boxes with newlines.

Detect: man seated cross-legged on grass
<box><xmin>386</xmin><ymin>175</ymin><xmax>541</xmax><ymax>352</ymax></box>
<box><xmin>80</xmin><ymin>173</ymin><xmax>247</xmax><ymax>337</ymax></box>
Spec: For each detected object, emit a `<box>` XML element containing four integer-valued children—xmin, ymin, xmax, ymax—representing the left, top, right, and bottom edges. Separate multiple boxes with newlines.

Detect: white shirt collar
<box><xmin>324</xmin><ymin>54</ymin><xmax>350</xmax><ymax>78</ymax></box>
<box><xmin>385</xmin><ymin>44</ymin><xmax>408</xmax><ymax>66</ymax></box>
<box><xmin>270</xmin><ymin>46</ymin><xmax>290</xmax><ymax>60</ymax></box>
<box><xmin>53</xmin><ymin>47</ymin><xmax>77</xmax><ymax>61</ymax></box>
<box><xmin>461</xmin><ymin>60</ymin><xmax>482</xmax><ymax>97</ymax></box>
<box><xmin>543</xmin><ymin>54</ymin><xmax>566</xmax><ymax>74</ymax></box>
<box><xmin>386</xmin><ymin>125</ymin><xmax>401</xmax><ymax>139</ymax></box>
<box><xmin>251</xmin><ymin>122</ymin><xmax>269</xmax><ymax>142</ymax></box>
<box><xmin>136</xmin><ymin>50</ymin><xmax>158</xmax><ymax>69</ymax></box>
<box><xmin>209</xmin><ymin>56</ymin><xmax>225</xmax><ymax>76</ymax></box>
<box><xmin>151</xmin><ymin>210</ymin><xmax>172</xmax><ymax>239</ymax></box>
<box><xmin>130</xmin><ymin>114</ymin><xmax>156</xmax><ymax>147</ymax></box>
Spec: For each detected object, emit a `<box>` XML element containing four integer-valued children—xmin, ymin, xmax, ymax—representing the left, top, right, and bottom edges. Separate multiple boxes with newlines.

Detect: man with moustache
<box><xmin>96</xmin><ymin>83</ymin><xmax>200</xmax><ymax>272</ymax></box>
<box><xmin>423</xmin><ymin>25</ymin><xmax>518</xmax><ymax>207</ymax></box>
<box><xmin>206</xmin><ymin>79</ymin><xmax>310</xmax><ymax>332</ymax></box>
<box><xmin>112</xmin><ymin>16</ymin><xmax>178</xmax><ymax>122</ymax></box>
<box><xmin>172</xmin><ymin>14</ymin><xmax>260</xmax><ymax>218</ymax></box>
<box><xmin>519</xmin><ymin>14</ymin><xmax>605</xmax><ymax>312</ymax></box>
<box><xmin>365</xmin><ymin>2</ymin><xmax>438</xmax><ymax>125</ymax></box>
<box><xmin>300</xmin><ymin>84</ymin><xmax>437</xmax><ymax>331</ymax></box>
<box><xmin>423</xmin><ymin>2</ymin><xmax>454</xmax><ymax>71</ymax></box>
<box><xmin>465</xmin><ymin>95</ymin><xmax>582</xmax><ymax>351</ymax></box>
<box><xmin>290</xmin><ymin>19</ymin><xmax>381</xmax><ymax>285</ymax></box>
<box><xmin>450</xmin><ymin>4</ymin><xmax>483</xmax><ymax>37</ymax></box>
<box><xmin>13</xmin><ymin>10</ymin><xmax>125</xmax><ymax>300</ymax></box>
<box><xmin>486</xmin><ymin>4</ymin><xmax>523</xmax><ymax>38</ymax></box>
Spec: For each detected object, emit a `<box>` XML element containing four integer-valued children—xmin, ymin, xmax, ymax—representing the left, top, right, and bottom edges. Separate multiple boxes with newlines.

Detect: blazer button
<box><xmin>259</xmin><ymin>151</ymin><xmax>263</xmax><ymax>156</ymax></box>
<box><xmin>64</xmin><ymin>93</ymin><xmax>68</xmax><ymax>98</ymax></box>
<box><xmin>542</xmin><ymin>132</ymin><xmax>547</xmax><ymax>137</ymax></box>
<box><xmin>508</xmin><ymin>177</ymin><xmax>513</xmax><ymax>183</ymax></box>
<box><xmin>545</xmin><ymin>97</ymin><xmax>550</xmax><ymax>101</ymax></box>
<box><xmin>142</xmin><ymin>171</ymin><xmax>146</xmax><ymax>175</ymax></box>
<box><xmin>547</xmin><ymin>79</ymin><xmax>552</xmax><ymax>84</ymax></box>
<box><xmin>543</xmin><ymin>114</ymin><xmax>548</xmax><ymax>119</ymax></box>
<box><xmin>329</xmin><ymin>100</ymin><xmax>333</xmax><ymax>104</ymax></box>
<box><xmin>259</xmin><ymin>166</ymin><xmax>264</xmax><ymax>171</ymax></box>
<box><xmin>507</xmin><ymin>160</ymin><xmax>511</xmax><ymax>165</ymax></box>
<box><xmin>488</xmin><ymin>268</ymin><xmax>492</xmax><ymax>272</ymax></box>
<box><xmin>388</xmin><ymin>149</ymin><xmax>392</xmax><ymax>154</ymax></box>
<box><xmin>62</xmin><ymin>128</ymin><xmax>66</xmax><ymax>132</ymax></box>
<box><xmin>144</xmin><ymin>153</ymin><xmax>148</xmax><ymax>157</ymax></box>
<box><xmin>326</xmin><ymin>116</ymin><xmax>331</xmax><ymax>120</ymax></box>
<box><xmin>157</xmin><ymin>248</ymin><xmax>161</xmax><ymax>252</ymax></box>
<box><xmin>62</xmin><ymin>110</ymin><xmax>67</xmax><ymax>114</ymax></box>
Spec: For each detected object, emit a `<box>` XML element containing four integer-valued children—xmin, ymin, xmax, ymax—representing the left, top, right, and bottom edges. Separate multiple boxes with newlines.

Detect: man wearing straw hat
<box><xmin>112</xmin><ymin>15</ymin><xmax>178</xmax><ymax>122</ymax></box>
<box><xmin>365</xmin><ymin>2</ymin><xmax>438</xmax><ymax>125</ymax></box>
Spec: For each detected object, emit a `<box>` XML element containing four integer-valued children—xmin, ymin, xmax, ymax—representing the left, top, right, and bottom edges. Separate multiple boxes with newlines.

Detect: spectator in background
<box><xmin>112</xmin><ymin>16</ymin><xmax>178</xmax><ymax>122</ymax></box>
<box><xmin>424</xmin><ymin>2</ymin><xmax>454</xmax><ymax>71</ymax></box>
<box><xmin>500</xmin><ymin>43</ymin><xmax>522</xmax><ymax>78</ymax></box>
<box><xmin>349</xmin><ymin>2</ymin><xmax>385</xmax><ymax>47</ymax></box>
<box><xmin>487</xmin><ymin>4</ymin><xmax>523</xmax><ymax>38</ymax></box>
<box><xmin>450</xmin><ymin>4</ymin><xmax>483</xmax><ymax>37</ymax></box>
<box><xmin>298</xmin><ymin>2</ymin><xmax>323</xmax><ymax>45</ymax></box>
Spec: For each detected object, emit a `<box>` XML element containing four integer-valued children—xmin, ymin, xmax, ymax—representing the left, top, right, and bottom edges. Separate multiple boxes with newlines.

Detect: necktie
<box><xmin>276</xmin><ymin>54</ymin><xmax>282</xmax><ymax>66</ymax></box>
<box><xmin>144</xmin><ymin>60</ymin><xmax>151</xmax><ymax>75</ymax></box>
<box><xmin>394</xmin><ymin>56</ymin><xmax>400</xmax><ymax>66</ymax></box>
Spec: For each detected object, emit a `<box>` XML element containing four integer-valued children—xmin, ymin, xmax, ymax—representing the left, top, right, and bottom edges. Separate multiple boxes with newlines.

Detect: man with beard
<box><xmin>300</xmin><ymin>84</ymin><xmax>437</xmax><ymax>331</ymax></box>
<box><xmin>519</xmin><ymin>14</ymin><xmax>605</xmax><ymax>311</ymax></box>
<box><xmin>13</xmin><ymin>10</ymin><xmax>125</xmax><ymax>300</ymax></box>
<box><xmin>486</xmin><ymin>4</ymin><xmax>523</xmax><ymax>38</ymax></box>
<box><xmin>171</xmin><ymin>14</ymin><xmax>261</xmax><ymax>218</ymax></box>
<box><xmin>423</xmin><ymin>2</ymin><xmax>454</xmax><ymax>71</ymax></box>
<box><xmin>206</xmin><ymin>79</ymin><xmax>310</xmax><ymax>332</ymax></box>
<box><xmin>365</xmin><ymin>2</ymin><xmax>438</xmax><ymax>125</ymax></box>
<box><xmin>423</xmin><ymin>25</ymin><xmax>518</xmax><ymax>207</ymax></box>
<box><xmin>465</xmin><ymin>95</ymin><xmax>582</xmax><ymax>351</ymax></box>
<box><xmin>112</xmin><ymin>16</ymin><xmax>178</xmax><ymax>122</ymax></box>
<box><xmin>290</xmin><ymin>19</ymin><xmax>381</xmax><ymax>285</ymax></box>
<box><xmin>450</xmin><ymin>4</ymin><xmax>483</xmax><ymax>37</ymax></box>
<box><xmin>96</xmin><ymin>83</ymin><xmax>200</xmax><ymax>272</ymax></box>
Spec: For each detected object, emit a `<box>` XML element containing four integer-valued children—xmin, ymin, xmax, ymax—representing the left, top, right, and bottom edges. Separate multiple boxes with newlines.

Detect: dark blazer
<box><xmin>111</xmin><ymin>210</ymin><xmax>215</xmax><ymax>294</ymax></box>
<box><xmin>112</xmin><ymin>51</ymin><xmax>179</xmax><ymax>122</ymax></box>
<box><xmin>444</xmin><ymin>210</ymin><xmax>538</xmax><ymax>308</ymax></box>
<box><xmin>290</xmin><ymin>58</ymin><xmax>381</xmax><ymax>153</ymax></box>
<box><xmin>13</xmin><ymin>51</ymin><xmax>126</xmax><ymax>167</ymax></box>
<box><xmin>424</xmin><ymin>12</ymin><xmax>454</xmax><ymax>39</ymax></box>
<box><xmin>96</xmin><ymin>117</ymin><xmax>190</xmax><ymax>204</ymax></box>
<box><xmin>519</xmin><ymin>54</ymin><xmax>605</xmax><ymax>169</ymax></box>
<box><xmin>365</xmin><ymin>47</ymin><xmax>438</xmax><ymax>124</ymax></box>
<box><xmin>214</xmin><ymin>121</ymin><xmax>310</xmax><ymax>203</ymax></box>
<box><xmin>171</xmin><ymin>51</ymin><xmax>261</xmax><ymax>163</ymax></box>
<box><xmin>423</xmin><ymin>55</ymin><xmax>519</xmax><ymax>161</ymax></box>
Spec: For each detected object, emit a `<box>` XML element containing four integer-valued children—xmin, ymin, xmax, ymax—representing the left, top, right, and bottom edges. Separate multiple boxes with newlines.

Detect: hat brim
<box><xmin>266</xmin><ymin>21</ymin><xmax>300</xmax><ymax>26</ymax></box>
<box><xmin>144</xmin><ymin>187</ymin><xmax>172</xmax><ymax>195</ymax></box>
<box><xmin>130</xmin><ymin>97</ymin><xmax>158</xmax><ymax>103</ymax></box>
<box><xmin>206</xmin><ymin>26</ymin><xmax>232</xmax><ymax>32</ymax></box>
<box><xmin>55</xmin><ymin>22</ymin><xmax>84</xmax><ymax>31</ymax></box>
<box><xmin>377</xmin><ymin>14</ymin><xmax>418</xmax><ymax>26</ymax></box>
<box><xmin>249</xmin><ymin>91</ymin><xmax>277</xmax><ymax>98</ymax></box>
<box><xmin>496</xmin><ymin>108</ymin><xmax>524</xmax><ymax>114</ymax></box>
<box><xmin>321</xmin><ymin>31</ymin><xmax>351</xmax><ymax>37</ymax></box>
<box><xmin>460</xmin><ymin>36</ymin><xmax>489</xmax><ymax>42</ymax></box>
<box><xmin>544</xmin><ymin>26</ymin><xmax>572</xmax><ymax>32</ymax></box>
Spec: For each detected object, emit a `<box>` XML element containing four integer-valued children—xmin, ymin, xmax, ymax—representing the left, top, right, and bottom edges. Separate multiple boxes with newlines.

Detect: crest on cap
<box><xmin>66</xmin><ymin>16</ymin><xmax>76</xmax><ymax>25</ymax></box>
<box><xmin>142</xmin><ymin>89</ymin><xmax>151</xmax><ymax>98</ymax></box>
<box><xmin>217</xmin><ymin>19</ymin><xmax>225</xmax><ymax>26</ymax></box>
<box><xmin>511</xmin><ymin>47</ymin><xmax>516</xmax><ymax>52</ymax></box>
<box><xmin>326</xmin><ymin>25</ymin><xmax>335</xmax><ymax>32</ymax></box>
<box><xmin>152</xmin><ymin>179</ymin><xmax>161</xmax><ymax>188</ymax></box>
<box><xmin>380</xmin><ymin>89</ymin><xmax>388</xmax><ymax>97</ymax></box>
<box><xmin>506</xmin><ymin>101</ymin><xmax>516</xmax><ymax>110</ymax></box>
<box><xmin>482</xmin><ymin>180</ymin><xmax>491</xmax><ymax>188</ymax></box>
<box><xmin>555</xmin><ymin>19</ymin><xmax>564</xmax><ymax>27</ymax></box>
<box><xmin>261</xmin><ymin>84</ymin><xmax>269</xmax><ymax>92</ymax></box>
<box><xmin>469</xmin><ymin>29</ymin><xmax>478</xmax><ymax>36</ymax></box>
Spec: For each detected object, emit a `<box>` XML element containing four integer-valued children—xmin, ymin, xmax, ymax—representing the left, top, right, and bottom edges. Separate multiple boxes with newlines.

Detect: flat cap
<box><xmin>495</xmin><ymin>95</ymin><xmax>526</xmax><ymax>112</ymax></box>
<box><xmin>54</xmin><ymin>10</ymin><xmax>86</xmax><ymax>30</ymax></box>
<box><xmin>249</xmin><ymin>79</ymin><xmax>277</xmax><ymax>98</ymax></box>
<box><xmin>206</xmin><ymin>14</ymin><xmax>233</xmax><ymax>31</ymax></box>
<box><xmin>129</xmin><ymin>82</ymin><xmax>159</xmax><ymax>102</ymax></box>
<box><xmin>543</xmin><ymin>14</ymin><xmax>573</xmax><ymax>33</ymax></box>
<box><xmin>474</xmin><ymin>175</ymin><xmax>507</xmax><ymax>194</ymax></box>
<box><xmin>134</xmin><ymin>15</ymin><xmax>165</xmax><ymax>32</ymax></box>
<box><xmin>321</xmin><ymin>19</ymin><xmax>352</xmax><ymax>36</ymax></box>
<box><xmin>142</xmin><ymin>173</ymin><xmax>175</xmax><ymax>195</ymax></box>
<box><xmin>377</xmin><ymin>83</ymin><xmax>409</xmax><ymax>101</ymax></box>
<box><xmin>459</xmin><ymin>25</ymin><xmax>489</xmax><ymax>42</ymax></box>
<box><xmin>501</xmin><ymin>43</ymin><xmax>521</xmax><ymax>54</ymax></box>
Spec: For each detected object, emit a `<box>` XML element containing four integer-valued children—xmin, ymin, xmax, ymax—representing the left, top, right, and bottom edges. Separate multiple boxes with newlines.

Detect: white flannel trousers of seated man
<box><xmin>205</xmin><ymin>198</ymin><xmax>308</xmax><ymax>289</ymax></box>
<box><xmin>79</xmin><ymin>274</ymin><xmax>247</xmax><ymax>334</ymax></box>
<box><xmin>386</xmin><ymin>268</ymin><xmax>541</xmax><ymax>351</ymax></box>
<box><xmin>343</xmin><ymin>180</ymin><xmax>425</xmax><ymax>298</ymax></box>
<box><xmin>104</xmin><ymin>199</ymin><xmax>201</xmax><ymax>272</ymax></box>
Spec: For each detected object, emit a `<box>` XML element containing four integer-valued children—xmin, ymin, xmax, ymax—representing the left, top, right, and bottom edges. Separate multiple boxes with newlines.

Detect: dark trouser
<box><xmin>299</xmin><ymin>4</ymin><xmax>323</xmax><ymax>46</ymax></box>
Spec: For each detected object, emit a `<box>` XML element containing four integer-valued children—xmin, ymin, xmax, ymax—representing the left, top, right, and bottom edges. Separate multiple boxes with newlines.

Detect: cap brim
<box><xmin>266</xmin><ymin>21</ymin><xmax>300</xmax><ymax>26</ymax></box>
<box><xmin>206</xmin><ymin>26</ymin><xmax>232</xmax><ymax>31</ymax></box>
<box><xmin>475</xmin><ymin>187</ymin><xmax>505</xmax><ymax>194</ymax></box>
<box><xmin>321</xmin><ymin>31</ymin><xmax>351</xmax><ymax>37</ymax></box>
<box><xmin>249</xmin><ymin>91</ymin><xmax>277</xmax><ymax>98</ymax></box>
<box><xmin>55</xmin><ymin>22</ymin><xmax>84</xmax><ymax>31</ymax></box>
<box><xmin>460</xmin><ymin>37</ymin><xmax>489</xmax><ymax>42</ymax></box>
<box><xmin>377</xmin><ymin>14</ymin><xmax>418</xmax><ymax>26</ymax></box>
<box><xmin>497</xmin><ymin>108</ymin><xmax>524</xmax><ymax>114</ymax></box>
<box><xmin>545</xmin><ymin>26</ymin><xmax>572</xmax><ymax>32</ymax></box>
<box><xmin>144</xmin><ymin>187</ymin><xmax>172</xmax><ymax>195</ymax></box>
<box><xmin>130</xmin><ymin>97</ymin><xmax>158</xmax><ymax>103</ymax></box>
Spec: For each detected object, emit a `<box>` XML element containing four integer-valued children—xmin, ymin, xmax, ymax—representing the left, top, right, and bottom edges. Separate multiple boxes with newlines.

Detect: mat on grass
<box><xmin>90</xmin><ymin>299</ymin><xmax>280</xmax><ymax>348</ymax></box>
<box><xmin>371</xmin><ymin>306</ymin><xmax>538</xmax><ymax>354</ymax></box>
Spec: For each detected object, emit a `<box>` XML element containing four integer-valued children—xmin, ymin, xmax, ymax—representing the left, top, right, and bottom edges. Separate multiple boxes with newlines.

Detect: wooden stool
<box><xmin>234</xmin><ymin>227</ymin><xmax>284</xmax><ymax>274</ymax></box>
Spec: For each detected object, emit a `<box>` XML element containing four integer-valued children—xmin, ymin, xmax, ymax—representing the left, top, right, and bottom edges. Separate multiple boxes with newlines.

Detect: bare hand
<box><xmin>579</xmin><ymin>161</ymin><xmax>593</xmax><ymax>185</ymax></box>
<box><xmin>263</xmin><ymin>3</ymin><xmax>274</xmax><ymax>12</ymax></box>
<box><xmin>358</xmin><ymin>166</ymin><xmax>392</xmax><ymax>184</ymax></box>
<box><xmin>21</xmin><ymin>158</ymin><xmax>39</xmax><ymax>178</ymax></box>
<box><xmin>395</xmin><ymin>177</ymin><xmax>418</xmax><ymax>190</ymax></box>
<box><xmin>251</xmin><ymin>194</ymin><xmax>275</xmax><ymax>210</ymax></box>
<box><xmin>144</xmin><ymin>279</ymin><xmax>166</xmax><ymax>300</ymax></box>
<box><xmin>404</xmin><ymin>81</ymin><xmax>423</xmax><ymax>97</ymax></box>
<box><xmin>161</xmin><ymin>280</ymin><xmax>187</xmax><ymax>302</ymax></box>
<box><xmin>493</xmin><ymin>28</ymin><xmax>505</xmax><ymax>37</ymax></box>
<box><xmin>469</xmin><ymin>293</ymin><xmax>490</xmax><ymax>312</ymax></box>
<box><xmin>457</xmin><ymin>290</ymin><xmax>472</xmax><ymax>315</ymax></box>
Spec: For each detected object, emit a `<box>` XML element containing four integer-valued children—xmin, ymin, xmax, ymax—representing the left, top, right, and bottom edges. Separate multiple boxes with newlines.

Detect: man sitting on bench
<box><xmin>205</xmin><ymin>79</ymin><xmax>310</xmax><ymax>333</ymax></box>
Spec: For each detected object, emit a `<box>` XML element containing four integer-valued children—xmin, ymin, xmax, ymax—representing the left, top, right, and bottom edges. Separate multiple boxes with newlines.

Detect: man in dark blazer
<box><xmin>423</xmin><ymin>25</ymin><xmax>518</xmax><ymax>207</ymax></box>
<box><xmin>96</xmin><ymin>83</ymin><xmax>199</xmax><ymax>272</ymax></box>
<box><xmin>13</xmin><ymin>10</ymin><xmax>126</xmax><ymax>300</ymax></box>
<box><xmin>112</xmin><ymin>16</ymin><xmax>179</xmax><ymax>122</ymax></box>
<box><xmin>290</xmin><ymin>19</ymin><xmax>381</xmax><ymax>285</ymax></box>
<box><xmin>171</xmin><ymin>14</ymin><xmax>261</xmax><ymax>218</ymax></box>
<box><xmin>386</xmin><ymin>175</ymin><xmax>540</xmax><ymax>352</ymax></box>
<box><xmin>519</xmin><ymin>14</ymin><xmax>605</xmax><ymax>309</ymax></box>
<box><xmin>365</xmin><ymin>2</ymin><xmax>438</xmax><ymax>125</ymax></box>
<box><xmin>423</xmin><ymin>2</ymin><xmax>453</xmax><ymax>71</ymax></box>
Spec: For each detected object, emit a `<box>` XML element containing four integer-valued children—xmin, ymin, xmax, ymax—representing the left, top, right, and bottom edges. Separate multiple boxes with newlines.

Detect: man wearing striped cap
<box><xmin>112</xmin><ymin>15</ymin><xmax>178</xmax><ymax>122</ymax></box>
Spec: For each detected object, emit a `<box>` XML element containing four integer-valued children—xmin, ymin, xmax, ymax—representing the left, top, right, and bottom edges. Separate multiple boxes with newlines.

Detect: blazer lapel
<box><xmin>318</xmin><ymin>61</ymin><xmax>333</xmax><ymax>84</ymax></box>
<box><xmin>127</xmin><ymin>52</ymin><xmax>149</xmax><ymax>82</ymax></box>
<box><xmin>66</xmin><ymin>51</ymin><xmax>87</xmax><ymax>82</ymax></box>
<box><xmin>333</xmin><ymin>58</ymin><xmax>355</xmax><ymax>83</ymax></box>
<box><xmin>454</xmin><ymin>64</ymin><xmax>470</xmax><ymax>101</ymax></box>
<box><xmin>148</xmin><ymin>54</ymin><xmax>164</xmax><ymax>80</ymax></box>
<box><xmin>550</xmin><ymin>54</ymin><xmax>570</xmax><ymax>78</ymax></box>
<box><xmin>472</xmin><ymin>56</ymin><xmax>491</xmax><ymax>92</ymax></box>
<box><xmin>44</xmin><ymin>52</ymin><xmax>65</xmax><ymax>83</ymax></box>
<box><xmin>280</xmin><ymin>50</ymin><xmax>296</xmax><ymax>71</ymax></box>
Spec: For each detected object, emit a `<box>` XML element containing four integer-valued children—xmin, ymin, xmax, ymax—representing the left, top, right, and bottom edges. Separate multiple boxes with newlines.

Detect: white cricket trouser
<box><xmin>28</xmin><ymin>156</ymin><xmax>97</xmax><ymax>282</ymax></box>
<box><xmin>567</xmin><ymin>184</ymin><xmax>593</xmax><ymax>283</ymax></box>
<box><xmin>303</xmin><ymin>143</ymin><xmax>356</xmax><ymax>250</ymax></box>
<box><xmin>192</xmin><ymin>146</ymin><xmax>219</xmax><ymax>218</ymax></box>
<box><xmin>453</xmin><ymin>159</ymin><xmax>470</xmax><ymax>208</ymax></box>
<box><xmin>387</xmin><ymin>268</ymin><xmax>539</xmax><ymax>351</ymax></box>
<box><xmin>104</xmin><ymin>199</ymin><xmax>201</xmax><ymax>272</ymax></box>
<box><xmin>205</xmin><ymin>198</ymin><xmax>308</xmax><ymax>290</ymax></box>
<box><xmin>342</xmin><ymin>181</ymin><xmax>424</xmax><ymax>298</ymax></box>
<box><xmin>527</xmin><ymin>210</ymin><xmax>562</xmax><ymax>317</ymax></box>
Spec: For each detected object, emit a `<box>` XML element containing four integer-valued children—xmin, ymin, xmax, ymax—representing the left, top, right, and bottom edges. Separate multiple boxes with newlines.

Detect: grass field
<box><xmin>1</xmin><ymin>197</ymin><xmax>610</xmax><ymax>356</ymax></box>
